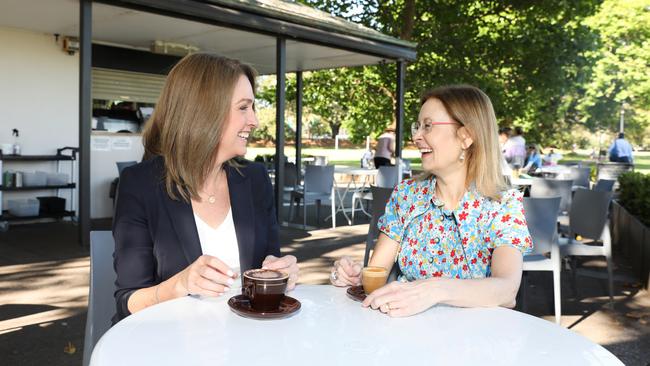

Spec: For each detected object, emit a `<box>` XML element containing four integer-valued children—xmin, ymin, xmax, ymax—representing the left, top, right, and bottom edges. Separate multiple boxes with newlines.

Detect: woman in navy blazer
<box><xmin>112</xmin><ymin>54</ymin><xmax>298</xmax><ymax>323</ymax></box>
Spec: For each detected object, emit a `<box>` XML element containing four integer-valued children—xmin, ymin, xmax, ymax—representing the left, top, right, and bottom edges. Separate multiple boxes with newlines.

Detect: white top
<box><xmin>90</xmin><ymin>285</ymin><xmax>622</xmax><ymax>366</ymax></box>
<box><xmin>193</xmin><ymin>208</ymin><xmax>240</xmax><ymax>269</ymax></box>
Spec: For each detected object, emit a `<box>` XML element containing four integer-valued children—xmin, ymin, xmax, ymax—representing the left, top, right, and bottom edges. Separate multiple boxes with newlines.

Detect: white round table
<box><xmin>90</xmin><ymin>285</ymin><xmax>622</xmax><ymax>366</ymax></box>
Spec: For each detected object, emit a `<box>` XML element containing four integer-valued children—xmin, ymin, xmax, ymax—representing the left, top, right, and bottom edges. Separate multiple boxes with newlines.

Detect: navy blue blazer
<box><xmin>112</xmin><ymin>156</ymin><xmax>279</xmax><ymax>323</ymax></box>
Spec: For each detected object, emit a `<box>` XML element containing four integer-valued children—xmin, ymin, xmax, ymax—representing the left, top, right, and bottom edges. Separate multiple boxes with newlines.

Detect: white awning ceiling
<box><xmin>0</xmin><ymin>0</ymin><xmax>394</xmax><ymax>74</ymax></box>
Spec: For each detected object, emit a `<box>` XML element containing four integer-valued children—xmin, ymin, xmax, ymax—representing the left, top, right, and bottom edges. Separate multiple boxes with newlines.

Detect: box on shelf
<box><xmin>37</xmin><ymin>196</ymin><xmax>66</xmax><ymax>214</ymax></box>
<box><xmin>23</xmin><ymin>171</ymin><xmax>47</xmax><ymax>187</ymax></box>
<box><xmin>7</xmin><ymin>198</ymin><xmax>40</xmax><ymax>217</ymax></box>
<box><xmin>46</xmin><ymin>173</ymin><xmax>69</xmax><ymax>185</ymax></box>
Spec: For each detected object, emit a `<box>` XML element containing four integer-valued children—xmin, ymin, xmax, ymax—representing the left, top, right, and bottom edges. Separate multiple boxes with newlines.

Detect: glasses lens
<box><xmin>411</xmin><ymin>122</ymin><xmax>419</xmax><ymax>136</ymax></box>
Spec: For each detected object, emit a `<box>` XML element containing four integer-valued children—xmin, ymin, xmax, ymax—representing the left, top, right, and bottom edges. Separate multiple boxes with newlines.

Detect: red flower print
<box><xmin>512</xmin><ymin>238</ymin><xmax>521</xmax><ymax>245</ymax></box>
<box><xmin>412</xmin><ymin>249</ymin><xmax>418</xmax><ymax>255</ymax></box>
<box><xmin>471</xmin><ymin>258</ymin><xmax>477</xmax><ymax>264</ymax></box>
<box><xmin>429</xmin><ymin>223</ymin><xmax>434</xmax><ymax>230</ymax></box>
<box><xmin>463</xmin><ymin>202</ymin><xmax>469</xmax><ymax>210</ymax></box>
<box><xmin>484</xmin><ymin>237</ymin><xmax>491</xmax><ymax>243</ymax></box>
<box><xmin>459</xmin><ymin>211</ymin><xmax>468</xmax><ymax>221</ymax></box>
<box><xmin>501</xmin><ymin>214</ymin><xmax>511</xmax><ymax>223</ymax></box>
<box><xmin>482</xmin><ymin>258</ymin><xmax>487</xmax><ymax>264</ymax></box>
<box><xmin>514</xmin><ymin>219</ymin><xmax>522</xmax><ymax>225</ymax></box>
<box><xmin>420</xmin><ymin>270</ymin><xmax>427</xmax><ymax>276</ymax></box>
<box><xmin>473</xmin><ymin>200</ymin><xmax>480</xmax><ymax>208</ymax></box>
<box><xmin>408</xmin><ymin>261</ymin><xmax>413</xmax><ymax>266</ymax></box>
<box><xmin>409</xmin><ymin>205</ymin><xmax>415</xmax><ymax>213</ymax></box>
<box><xmin>423</xmin><ymin>187</ymin><xmax>429</xmax><ymax>194</ymax></box>
<box><xmin>439</xmin><ymin>226</ymin><xmax>444</xmax><ymax>233</ymax></box>
<box><xmin>442</xmin><ymin>258</ymin><xmax>447</xmax><ymax>263</ymax></box>
<box><xmin>477</xmin><ymin>251</ymin><xmax>483</xmax><ymax>258</ymax></box>
<box><xmin>451</xmin><ymin>250</ymin><xmax>456</xmax><ymax>257</ymax></box>
<box><xmin>463</xmin><ymin>264</ymin><xmax>468</xmax><ymax>271</ymax></box>
<box><xmin>453</xmin><ymin>258</ymin><xmax>459</xmax><ymax>265</ymax></box>
<box><xmin>418</xmin><ymin>261</ymin><xmax>423</xmax><ymax>267</ymax></box>
<box><xmin>438</xmin><ymin>250</ymin><xmax>444</xmax><ymax>255</ymax></box>
<box><xmin>462</xmin><ymin>237</ymin><xmax>468</xmax><ymax>245</ymax></box>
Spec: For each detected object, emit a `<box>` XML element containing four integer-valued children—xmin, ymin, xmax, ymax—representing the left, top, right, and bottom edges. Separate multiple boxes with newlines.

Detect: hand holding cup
<box><xmin>330</xmin><ymin>256</ymin><xmax>362</xmax><ymax>287</ymax></box>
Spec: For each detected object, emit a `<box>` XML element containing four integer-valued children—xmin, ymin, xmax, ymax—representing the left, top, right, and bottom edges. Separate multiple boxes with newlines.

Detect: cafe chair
<box><xmin>559</xmin><ymin>188</ymin><xmax>614</xmax><ymax>303</ymax></box>
<box><xmin>116</xmin><ymin>161</ymin><xmax>137</xmax><ymax>176</ymax></box>
<box><xmin>593</xmin><ymin>179</ymin><xmax>615</xmax><ymax>192</ymax></box>
<box><xmin>289</xmin><ymin>165</ymin><xmax>335</xmax><ymax>229</ymax></box>
<box><xmin>363</xmin><ymin>186</ymin><xmax>401</xmax><ymax>281</ymax></box>
<box><xmin>520</xmin><ymin>197</ymin><xmax>562</xmax><ymax>324</ymax></box>
<box><xmin>530</xmin><ymin>178</ymin><xmax>573</xmax><ymax>216</ymax></box>
<box><xmin>83</xmin><ymin>231</ymin><xmax>117</xmax><ymax>366</ymax></box>
<box><xmin>351</xmin><ymin>165</ymin><xmax>399</xmax><ymax>223</ymax></box>
<box><xmin>566</xmin><ymin>166</ymin><xmax>591</xmax><ymax>191</ymax></box>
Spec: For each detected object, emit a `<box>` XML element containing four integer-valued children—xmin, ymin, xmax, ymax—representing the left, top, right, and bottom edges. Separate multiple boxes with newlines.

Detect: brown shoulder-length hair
<box><xmin>419</xmin><ymin>85</ymin><xmax>508</xmax><ymax>200</ymax></box>
<box><xmin>142</xmin><ymin>53</ymin><xmax>257</xmax><ymax>202</ymax></box>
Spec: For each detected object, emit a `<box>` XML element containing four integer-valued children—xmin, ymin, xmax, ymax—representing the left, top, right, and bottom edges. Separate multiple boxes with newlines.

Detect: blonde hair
<box><xmin>419</xmin><ymin>85</ymin><xmax>507</xmax><ymax>200</ymax></box>
<box><xmin>142</xmin><ymin>53</ymin><xmax>257</xmax><ymax>201</ymax></box>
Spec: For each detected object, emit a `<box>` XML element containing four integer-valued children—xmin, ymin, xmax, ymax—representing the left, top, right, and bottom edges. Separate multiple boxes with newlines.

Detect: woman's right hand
<box><xmin>330</xmin><ymin>256</ymin><xmax>362</xmax><ymax>287</ymax></box>
<box><xmin>172</xmin><ymin>255</ymin><xmax>237</xmax><ymax>297</ymax></box>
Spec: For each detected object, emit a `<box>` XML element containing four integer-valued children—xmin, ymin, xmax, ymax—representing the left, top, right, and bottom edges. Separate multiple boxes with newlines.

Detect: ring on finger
<box><xmin>331</xmin><ymin>270</ymin><xmax>338</xmax><ymax>282</ymax></box>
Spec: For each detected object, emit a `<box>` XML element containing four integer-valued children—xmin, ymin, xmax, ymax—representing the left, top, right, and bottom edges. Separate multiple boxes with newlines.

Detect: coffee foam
<box><xmin>246</xmin><ymin>269</ymin><xmax>285</xmax><ymax>279</ymax></box>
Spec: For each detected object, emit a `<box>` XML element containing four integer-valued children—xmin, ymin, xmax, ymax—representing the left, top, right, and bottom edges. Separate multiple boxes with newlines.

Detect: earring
<box><xmin>459</xmin><ymin>149</ymin><xmax>466</xmax><ymax>162</ymax></box>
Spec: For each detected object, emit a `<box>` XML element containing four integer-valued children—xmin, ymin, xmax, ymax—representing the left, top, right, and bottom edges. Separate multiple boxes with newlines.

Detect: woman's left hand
<box><xmin>262</xmin><ymin>255</ymin><xmax>299</xmax><ymax>290</ymax></box>
<box><xmin>362</xmin><ymin>279</ymin><xmax>445</xmax><ymax>317</ymax></box>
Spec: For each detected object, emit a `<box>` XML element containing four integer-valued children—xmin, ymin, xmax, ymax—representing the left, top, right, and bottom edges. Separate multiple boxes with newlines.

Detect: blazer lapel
<box><xmin>226</xmin><ymin>165</ymin><xmax>255</xmax><ymax>272</ymax></box>
<box><xmin>160</xmin><ymin>185</ymin><xmax>202</xmax><ymax>265</ymax></box>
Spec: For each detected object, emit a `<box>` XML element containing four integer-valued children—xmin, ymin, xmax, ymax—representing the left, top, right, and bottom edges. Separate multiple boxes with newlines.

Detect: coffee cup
<box><xmin>361</xmin><ymin>266</ymin><xmax>388</xmax><ymax>295</ymax></box>
<box><xmin>242</xmin><ymin>269</ymin><xmax>289</xmax><ymax>312</ymax></box>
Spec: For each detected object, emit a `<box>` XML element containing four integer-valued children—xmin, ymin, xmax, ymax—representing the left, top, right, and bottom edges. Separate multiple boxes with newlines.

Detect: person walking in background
<box><xmin>608</xmin><ymin>132</ymin><xmax>634</xmax><ymax>164</ymax></box>
<box><xmin>543</xmin><ymin>148</ymin><xmax>563</xmax><ymax>166</ymax></box>
<box><xmin>498</xmin><ymin>127</ymin><xmax>512</xmax><ymax>176</ymax></box>
<box><xmin>374</xmin><ymin>127</ymin><xmax>395</xmax><ymax>167</ymax></box>
<box><xmin>503</xmin><ymin>126</ymin><xmax>526</xmax><ymax>169</ymax></box>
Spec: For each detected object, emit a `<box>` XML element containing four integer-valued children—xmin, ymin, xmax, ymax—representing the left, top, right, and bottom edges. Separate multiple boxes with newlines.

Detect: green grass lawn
<box><xmin>246</xmin><ymin>147</ymin><xmax>650</xmax><ymax>175</ymax></box>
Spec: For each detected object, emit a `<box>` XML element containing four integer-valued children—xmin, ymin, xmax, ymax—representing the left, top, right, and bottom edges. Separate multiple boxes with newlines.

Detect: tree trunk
<box><xmin>399</xmin><ymin>0</ymin><xmax>416</xmax><ymax>41</ymax></box>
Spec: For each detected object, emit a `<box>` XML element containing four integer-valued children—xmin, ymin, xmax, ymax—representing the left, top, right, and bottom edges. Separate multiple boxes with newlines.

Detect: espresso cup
<box><xmin>242</xmin><ymin>269</ymin><xmax>289</xmax><ymax>312</ymax></box>
<box><xmin>361</xmin><ymin>266</ymin><xmax>388</xmax><ymax>295</ymax></box>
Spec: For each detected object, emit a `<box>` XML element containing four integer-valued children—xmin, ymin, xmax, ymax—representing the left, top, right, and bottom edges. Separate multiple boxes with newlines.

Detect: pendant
<box><xmin>208</xmin><ymin>195</ymin><xmax>216</xmax><ymax>204</ymax></box>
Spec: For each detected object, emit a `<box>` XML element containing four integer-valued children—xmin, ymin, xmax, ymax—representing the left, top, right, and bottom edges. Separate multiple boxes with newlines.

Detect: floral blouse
<box><xmin>378</xmin><ymin>176</ymin><xmax>532</xmax><ymax>281</ymax></box>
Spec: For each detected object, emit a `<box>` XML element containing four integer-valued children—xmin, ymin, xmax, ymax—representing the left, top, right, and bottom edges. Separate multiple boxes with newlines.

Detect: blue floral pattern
<box><xmin>378</xmin><ymin>176</ymin><xmax>532</xmax><ymax>280</ymax></box>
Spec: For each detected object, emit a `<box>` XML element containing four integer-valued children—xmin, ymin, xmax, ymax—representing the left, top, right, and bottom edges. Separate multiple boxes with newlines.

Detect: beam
<box><xmin>295</xmin><ymin>71</ymin><xmax>303</xmax><ymax>182</ymax></box>
<box><xmin>274</xmin><ymin>38</ymin><xmax>286</xmax><ymax>221</ymax></box>
<box><xmin>395</xmin><ymin>60</ymin><xmax>405</xmax><ymax>159</ymax></box>
<box><xmin>79</xmin><ymin>0</ymin><xmax>92</xmax><ymax>247</ymax></box>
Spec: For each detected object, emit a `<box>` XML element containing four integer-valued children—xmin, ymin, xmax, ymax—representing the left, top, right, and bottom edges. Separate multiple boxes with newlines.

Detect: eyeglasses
<box><xmin>410</xmin><ymin>121</ymin><xmax>459</xmax><ymax>136</ymax></box>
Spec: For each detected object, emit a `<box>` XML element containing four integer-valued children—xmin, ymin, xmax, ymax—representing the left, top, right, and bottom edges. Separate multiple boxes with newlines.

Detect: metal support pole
<box><xmin>79</xmin><ymin>0</ymin><xmax>92</xmax><ymax>247</ymax></box>
<box><xmin>395</xmin><ymin>60</ymin><xmax>405</xmax><ymax>159</ymax></box>
<box><xmin>295</xmin><ymin>71</ymin><xmax>303</xmax><ymax>183</ymax></box>
<box><xmin>274</xmin><ymin>38</ymin><xmax>286</xmax><ymax>221</ymax></box>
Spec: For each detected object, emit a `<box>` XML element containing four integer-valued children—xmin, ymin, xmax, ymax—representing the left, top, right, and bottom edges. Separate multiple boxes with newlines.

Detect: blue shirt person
<box><xmin>523</xmin><ymin>145</ymin><xmax>543</xmax><ymax>173</ymax></box>
<box><xmin>608</xmin><ymin>132</ymin><xmax>634</xmax><ymax>164</ymax></box>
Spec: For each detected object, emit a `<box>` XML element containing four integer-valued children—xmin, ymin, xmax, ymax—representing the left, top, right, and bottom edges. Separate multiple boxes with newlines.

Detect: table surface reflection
<box><xmin>91</xmin><ymin>285</ymin><xmax>622</xmax><ymax>366</ymax></box>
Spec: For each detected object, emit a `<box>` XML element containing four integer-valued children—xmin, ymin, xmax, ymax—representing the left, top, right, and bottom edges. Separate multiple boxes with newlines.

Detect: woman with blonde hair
<box><xmin>112</xmin><ymin>53</ymin><xmax>299</xmax><ymax>323</ymax></box>
<box><xmin>331</xmin><ymin>85</ymin><xmax>531</xmax><ymax>317</ymax></box>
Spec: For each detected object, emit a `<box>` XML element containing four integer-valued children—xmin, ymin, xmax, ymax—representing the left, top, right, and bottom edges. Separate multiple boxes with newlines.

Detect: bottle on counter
<box><xmin>12</xmin><ymin>128</ymin><xmax>21</xmax><ymax>155</ymax></box>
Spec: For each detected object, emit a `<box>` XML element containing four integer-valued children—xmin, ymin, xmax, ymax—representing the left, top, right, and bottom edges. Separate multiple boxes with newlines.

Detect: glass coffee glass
<box><xmin>361</xmin><ymin>266</ymin><xmax>388</xmax><ymax>295</ymax></box>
